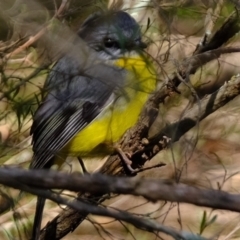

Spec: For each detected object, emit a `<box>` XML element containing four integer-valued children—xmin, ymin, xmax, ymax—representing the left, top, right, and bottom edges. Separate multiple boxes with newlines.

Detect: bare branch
<box><xmin>2</xmin><ymin>166</ymin><xmax>240</xmax><ymax>214</ymax></box>
<box><xmin>195</xmin><ymin>0</ymin><xmax>224</xmax><ymax>52</ymax></box>
<box><xmin>0</xmin><ymin>167</ymin><xmax>209</xmax><ymax>240</ymax></box>
<box><xmin>194</xmin><ymin>9</ymin><xmax>240</xmax><ymax>54</ymax></box>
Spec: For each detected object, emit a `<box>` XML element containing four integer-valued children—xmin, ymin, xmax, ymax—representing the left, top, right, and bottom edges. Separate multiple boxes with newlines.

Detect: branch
<box><xmin>194</xmin><ymin>9</ymin><xmax>240</xmax><ymax>54</ymax></box>
<box><xmin>2</xmin><ymin>167</ymin><xmax>240</xmax><ymax>213</ymax></box>
<box><xmin>149</xmin><ymin>74</ymin><xmax>240</xmax><ymax>145</ymax></box>
<box><xmin>1</xmin><ymin>167</ymin><xmax>212</xmax><ymax>240</ymax></box>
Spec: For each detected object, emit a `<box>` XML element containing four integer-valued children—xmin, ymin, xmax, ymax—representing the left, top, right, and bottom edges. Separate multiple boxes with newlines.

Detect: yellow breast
<box><xmin>63</xmin><ymin>55</ymin><xmax>156</xmax><ymax>156</ymax></box>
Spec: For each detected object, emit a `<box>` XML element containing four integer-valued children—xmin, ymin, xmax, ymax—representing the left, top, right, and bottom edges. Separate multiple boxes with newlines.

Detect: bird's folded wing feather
<box><xmin>30</xmin><ymin>56</ymin><xmax>120</xmax><ymax>169</ymax></box>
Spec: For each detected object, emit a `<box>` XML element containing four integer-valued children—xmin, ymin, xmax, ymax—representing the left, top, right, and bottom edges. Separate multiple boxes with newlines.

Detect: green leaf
<box><xmin>199</xmin><ymin>211</ymin><xmax>207</xmax><ymax>234</ymax></box>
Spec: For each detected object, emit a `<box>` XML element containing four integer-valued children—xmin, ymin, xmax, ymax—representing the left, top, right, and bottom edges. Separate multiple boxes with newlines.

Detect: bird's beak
<box><xmin>126</xmin><ymin>39</ymin><xmax>147</xmax><ymax>50</ymax></box>
<box><xmin>133</xmin><ymin>39</ymin><xmax>147</xmax><ymax>49</ymax></box>
<box><xmin>137</xmin><ymin>41</ymin><xmax>147</xmax><ymax>49</ymax></box>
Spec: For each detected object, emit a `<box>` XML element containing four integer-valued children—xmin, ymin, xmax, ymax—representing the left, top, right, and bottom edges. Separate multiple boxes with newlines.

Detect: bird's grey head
<box><xmin>78</xmin><ymin>11</ymin><xmax>147</xmax><ymax>59</ymax></box>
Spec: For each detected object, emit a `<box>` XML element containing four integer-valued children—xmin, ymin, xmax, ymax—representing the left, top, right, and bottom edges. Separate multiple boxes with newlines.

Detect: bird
<box><xmin>30</xmin><ymin>10</ymin><xmax>156</xmax><ymax>240</ymax></box>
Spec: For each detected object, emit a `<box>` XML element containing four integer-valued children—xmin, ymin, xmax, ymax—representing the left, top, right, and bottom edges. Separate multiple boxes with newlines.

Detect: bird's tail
<box><xmin>31</xmin><ymin>197</ymin><xmax>46</xmax><ymax>240</ymax></box>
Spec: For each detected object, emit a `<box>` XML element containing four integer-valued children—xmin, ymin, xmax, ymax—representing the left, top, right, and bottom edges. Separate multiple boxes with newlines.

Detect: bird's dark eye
<box><xmin>103</xmin><ymin>37</ymin><xmax>119</xmax><ymax>48</ymax></box>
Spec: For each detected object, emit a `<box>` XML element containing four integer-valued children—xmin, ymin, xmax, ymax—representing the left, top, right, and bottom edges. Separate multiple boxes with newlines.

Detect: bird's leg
<box><xmin>114</xmin><ymin>146</ymin><xmax>137</xmax><ymax>174</ymax></box>
<box><xmin>77</xmin><ymin>157</ymin><xmax>89</xmax><ymax>174</ymax></box>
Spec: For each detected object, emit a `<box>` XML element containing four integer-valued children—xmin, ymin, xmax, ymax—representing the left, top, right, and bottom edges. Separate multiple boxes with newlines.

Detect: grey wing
<box><xmin>30</xmin><ymin>56</ymin><xmax>116</xmax><ymax>169</ymax></box>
